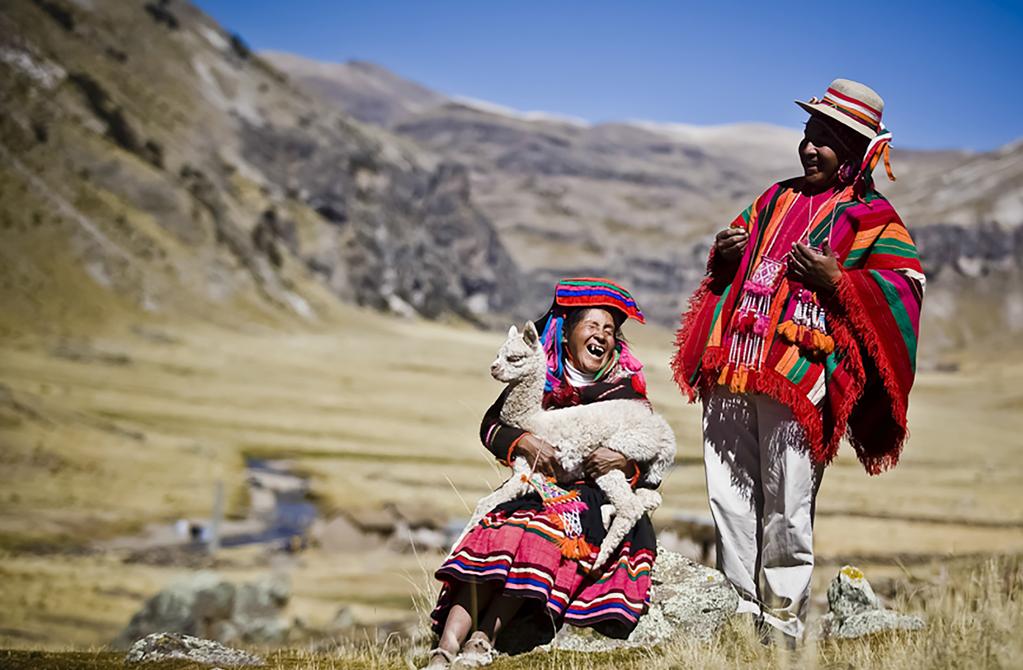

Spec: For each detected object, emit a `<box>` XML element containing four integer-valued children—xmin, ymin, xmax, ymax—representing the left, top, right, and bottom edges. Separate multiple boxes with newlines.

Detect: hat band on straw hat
<box><xmin>816</xmin><ymin>86</ymin><xmax>882</xmax><ymax>134</ymax></box>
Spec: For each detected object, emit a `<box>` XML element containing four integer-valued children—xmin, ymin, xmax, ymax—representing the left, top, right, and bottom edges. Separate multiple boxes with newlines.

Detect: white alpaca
<box><xmin>457</xmin><ymin>321</ymin><xmax>676</xmax><ymax>570</ymax></box>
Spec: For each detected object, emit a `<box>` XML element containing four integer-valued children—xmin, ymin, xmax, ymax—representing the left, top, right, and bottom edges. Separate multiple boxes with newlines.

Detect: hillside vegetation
<box><xmin>1</xmin><ymin>1</ymin><xmax>1022</xmax><ymax>665</ymax></box>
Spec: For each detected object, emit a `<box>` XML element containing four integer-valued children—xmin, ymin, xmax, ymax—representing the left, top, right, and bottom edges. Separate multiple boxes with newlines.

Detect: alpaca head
<box><xmin>491</xmin><ymin>321</ymin><xmax>545</xmax><ymax>384</ymax></box>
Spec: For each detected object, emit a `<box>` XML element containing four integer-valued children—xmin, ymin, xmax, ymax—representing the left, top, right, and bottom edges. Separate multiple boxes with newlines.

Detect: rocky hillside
<box><xmin>2</xmin><ymin>1</ymin><xmax>1018</xmax><ymax>354</ymax></box>
<box><xmin>0</xmin><ymin>0</ymin><xmax>522</xmax><ymax>340</ymax></box>
<box><xmin>267</xmin><ymin>53</ymin><xmax>1023</xmax><ymax>353</ymax></box>
<box><xmin>260</xmin><ymin>50</ymin><xmax>447</xmax><ymax>128</ymax></box>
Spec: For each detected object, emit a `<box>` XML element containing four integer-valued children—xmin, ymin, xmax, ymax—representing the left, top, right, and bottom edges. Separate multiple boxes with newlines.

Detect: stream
<box><xmin>99</xmin><ymin>458</ymin><xmax>319</xmax><ymax>556</ymax></box>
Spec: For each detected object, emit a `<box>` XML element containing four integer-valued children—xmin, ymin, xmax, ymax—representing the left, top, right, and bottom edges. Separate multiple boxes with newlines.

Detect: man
<box><xmin>671</xmin><ymin>79</ymin><xmax>925</xmax><ymax>643</ymax></box>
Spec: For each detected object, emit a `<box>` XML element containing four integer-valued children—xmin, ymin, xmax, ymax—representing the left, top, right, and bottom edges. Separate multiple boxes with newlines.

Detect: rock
<box><xmin>389</xmin><ymin>521</ymin><xmax>450</xmax><ymax>553</ymax></box>
<box><xmin>229</xmin><ymin>575</ymin><xmax>291</xmax><ymax>644</ymax></box>
<box><xmin>310</xmin><ymin>515</ymin><xmax>378</xmax><ymax>553</ymax></box>
<box><xmin>819</xmin><ymin>565</ymin><xmax>925</xmax><ymax>639</ymax></box>
<box><xmin>329</xmin><ymin>606</ymin><xmax>355</xmax><ymax>635</ymax></box>
<box><xmin>124</xmin><ymin>632</ymin><xmax>263</xmax><ymax>666</ymax></box>
<box><xmin>193</xmin><ymin>581</ymin><xmax>237</xmax><ymax>624</ymax></box>
<box><xmin>548</xmin><ymin>548</ymin><xmax>738</xmax><ymax>652</ymax></box>
<box><xmin>116</xmin><ymin>571</ymin><xmax>221</xmax><ymax>646</ymax></box>
<box><xmin>115</xmin><ymin>572</ymin><xmax>292</xmax><ymax>648</ymax></box>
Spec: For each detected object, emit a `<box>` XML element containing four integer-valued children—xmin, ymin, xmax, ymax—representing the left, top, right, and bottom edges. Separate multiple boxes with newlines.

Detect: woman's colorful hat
<box><xmin>796</xmin><ymin>78</ymin><xmax>884</xmax><ymax>139</ymax></box>
<box><xmin>554</xmin><ymin>277</ymin><xmax>645</xmax><ymax>324</ymax></box>
<box><xmin>796</xmin><ymin>78</ymin><xmax>897</xmax><ymax>187</ymax></box>
<box><xmin>535</xmin><ymin>278</ymin><xmax>646</xmax><ymax>393</ymax></box>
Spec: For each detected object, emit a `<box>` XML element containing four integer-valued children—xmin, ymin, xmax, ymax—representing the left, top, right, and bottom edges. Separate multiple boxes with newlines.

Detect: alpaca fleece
<box><xmin>457</xmin><ymin>322</ymin><xmax>676</xmax><ymax>570</ymax></box>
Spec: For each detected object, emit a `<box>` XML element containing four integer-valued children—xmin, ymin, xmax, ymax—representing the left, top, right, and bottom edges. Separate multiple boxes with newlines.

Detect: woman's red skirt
<box><xmin>431</xmin><ymin>483</ymin><xmax>656</xmax><ymax>649</ymax></box>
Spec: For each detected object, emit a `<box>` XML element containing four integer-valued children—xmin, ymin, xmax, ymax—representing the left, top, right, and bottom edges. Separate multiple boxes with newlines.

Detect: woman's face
<box><xmin>566</xmin><ymin>308</ymin><xmax>617</xmax><ymax>374</ymax></box>
<box><xmin>799</xmin><ymin>117</ymin><xmax>845</xmax><ymax>191</ymax></box>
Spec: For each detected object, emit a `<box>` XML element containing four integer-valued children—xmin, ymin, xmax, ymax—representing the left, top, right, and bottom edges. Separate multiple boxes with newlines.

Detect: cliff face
<box><xmin>912</xmin><ymin>223</ymin><xmax>1023</xmax><ymax>352</ymax></box>
<box><xmin>0</xmin><ymin>0</ymin><xmax>522</xmax><ymax>338</ymax></box>
<box><xmin>2</xmin><ymin>2</ymin><xmax>1019</xmax><ymax>359</ymax></box>
<box><xmin>267</xmin><ymin>54</ymin><xmax>1023</xmax><ymax>357</ymax></box>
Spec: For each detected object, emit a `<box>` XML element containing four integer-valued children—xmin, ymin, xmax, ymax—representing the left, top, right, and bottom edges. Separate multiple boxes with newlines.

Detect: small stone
<box><xmin>124</xmin><ymin>632</ymin><xmax>264</xmax><ymax>666</ymax></box>
<box><xmin>819</xmin><ymin>565</ymin><xmax>925</xmax><ymax>639</ymax></box>
<box><xmin>823</xmin><ymin>609</ymin><xmax>926</xmax><ymax>639</ymax></box>
<box><xmin>827</xmin><ymin>564</ymin><xmax>882</xmax><ymax>618</ymax></box>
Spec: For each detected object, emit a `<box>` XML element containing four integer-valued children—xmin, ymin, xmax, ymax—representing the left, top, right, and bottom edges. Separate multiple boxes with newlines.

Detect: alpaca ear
<box><xmin>523</xmin><ymin>321</ymin><xmax>539</xmax><ymax>348</ymax></box>
<box><xmin>507</xmin><ymin>324</ymin><xmax>519</xmax><ymax>339</ymax></box>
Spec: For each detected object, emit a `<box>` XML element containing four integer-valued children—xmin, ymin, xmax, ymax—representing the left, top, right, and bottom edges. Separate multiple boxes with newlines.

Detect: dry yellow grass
<box><xmin>2</xmin><ymin>555</ymin><xmax>1020</xmax><ymax>669</ymax></box>
<box><xmin>1</xmin><ymin>305</ymin><xmax>1021</xmax><ymax>651</ymax></box>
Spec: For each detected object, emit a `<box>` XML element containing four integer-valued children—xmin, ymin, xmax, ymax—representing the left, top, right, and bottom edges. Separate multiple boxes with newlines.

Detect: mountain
<box><xmin>0</xmin><ymin>0</ymin><xmax>522</xmax><ymax>341</ymax></box>
<box><xmin>261</xmin><ymin>55</ymin><xmax>1023</xmax><ymax>354</ymax></box>
<box><xmin>259</xmin><ymin>51</ymin><xmax>447</xmax><ymax>127</ymax></box>
<box><xmin>2</xmin><ymin>2</ymin><xmax>1019</xmax><ymax>357</ymax></box>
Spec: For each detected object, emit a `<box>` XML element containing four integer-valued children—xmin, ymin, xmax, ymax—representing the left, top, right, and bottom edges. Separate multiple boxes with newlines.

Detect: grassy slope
<box><xmin>1</xmin><ymin>556</ymin><xmax>1021</xmax><ymax>669</ymax></box>
<box><xmin>1</xmin><ymin>306</ymin><xmax>1022</xmax><ymax>649</ymax></box>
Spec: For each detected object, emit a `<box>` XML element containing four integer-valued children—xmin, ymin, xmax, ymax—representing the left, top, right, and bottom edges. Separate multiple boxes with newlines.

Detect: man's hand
<box><xmin>714</xmin><ymin>227</ymin><xmax>749</xmax><ymax>263</ymax></box>
<box><xmin>583</xmin><ymin>447</ymin><xmax>629</xmax><ymax>480</ymax></box>
<box><xmin>787</xmin><ymin>241</ymin><xmax>842</xmax><ymax>294</ymax></box>
<box><xmin>512</xmin><ymin>433</ymin><xmax>562</xmax><ymax>478</ymax></box>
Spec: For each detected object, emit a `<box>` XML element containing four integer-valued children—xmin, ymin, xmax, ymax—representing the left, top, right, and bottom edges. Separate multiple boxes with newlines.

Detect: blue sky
<box><xmin>196</xmin><ymin>1</ymin><xmax>1023</xmax><ymax>151</ymax></box>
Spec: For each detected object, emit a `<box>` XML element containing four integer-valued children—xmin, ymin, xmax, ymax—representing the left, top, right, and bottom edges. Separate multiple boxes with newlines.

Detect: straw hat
<box><xmin>796</xmin><ymin>79</ymin><xmax>884</xmax><ymax>139</ymax></box>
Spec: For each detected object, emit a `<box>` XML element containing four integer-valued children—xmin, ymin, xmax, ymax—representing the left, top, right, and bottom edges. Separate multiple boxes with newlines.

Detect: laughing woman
<box><xmin>423</xmin><ymin>279</ymin><xmax>664</xmax><ymax>669</ymax></box>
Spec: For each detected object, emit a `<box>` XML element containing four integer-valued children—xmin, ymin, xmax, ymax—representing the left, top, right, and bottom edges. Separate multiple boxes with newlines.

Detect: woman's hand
<box><xmin>583</xmin><ymin>447</ymin><xmax>629</xmax><ymax>480</ymax></box>
<box><xmin>714</xmin><ymin>227</ymin><xmax>749</xmax><ymax>263</ymax></box>
<box><xmin>512</xmin><ymin>434</ymin><xmax>562</xmax><ymax>478</ymax></box>
<box><xmin>787</xmin><ymin>241</ymin><xmax>842</xmax><ymax>294</ymax></box>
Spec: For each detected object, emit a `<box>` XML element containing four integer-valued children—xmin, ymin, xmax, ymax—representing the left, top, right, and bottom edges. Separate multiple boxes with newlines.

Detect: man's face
<box><xmin>799</xmin><ymin>117</ymin><xmax>846</xmax><ymax>191</ymax></box>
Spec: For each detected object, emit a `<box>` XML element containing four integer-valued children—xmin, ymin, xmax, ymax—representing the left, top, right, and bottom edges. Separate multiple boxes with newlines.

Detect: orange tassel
<box><xmin>811</xmin><ymin>330</ymin><xmax>826</xmax><ymax>351</ymax></box>
<box><xmin>881</xmin><ymin>143</ymin><xmax>896</xmax><ymax>182</ymax></box>
<box><xmin>730</xmin><ymin>365</ymin><xmax>748</xmax><ymax>394</ymax></box>
<box><xmin>718</xmin><ymin>364</ymin><xmax>731</xmax><ymax>386</ymax></box>
<box><xmin>821</xmin><ymin>334</ymin><xmax>835</xmax><ymax>354</ymax></box>
<box><xmin>559</xmin><ymin>536</ymin><xmax>593</xmax><ymax>559</ymax></box>
<box><xmin>777</xmin><ymin>320</ymin><xmax>797</xmax><ymax>343</ymax></box>
<box><xmin>868</xmin><ymin>141</ymin><xmax>896</xmax><ymax>182</ymax></box>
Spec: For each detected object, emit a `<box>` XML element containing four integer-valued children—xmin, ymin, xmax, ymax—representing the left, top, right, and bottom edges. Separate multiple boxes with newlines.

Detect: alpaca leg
<box><xmin>592</xmin><ymin>470</ymin><xmax>645</xmax><ymax>570</ymax></box>
<box><xmin>450</xmin><ymin>458</ymin><xmax>532</xmax><ymax>551</ymax></box>
<box><xmin>636</xmin><ymin>488</ymin><xmax>662</xmax><ymax>513</ymax></box>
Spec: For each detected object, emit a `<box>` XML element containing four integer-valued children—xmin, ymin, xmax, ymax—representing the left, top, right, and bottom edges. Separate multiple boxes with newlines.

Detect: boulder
<box><xmin>548</xmin><ymin>548</ymin><xmax>738</xmax><ymax>652</ymax></box>
<box><xmin>231</xmin><ymin>574</ymin><xmax>290</xmax><ymax>644</ymax></box>
<box><xmin>115</xmin><ymin>572</ymin><xmax>291</xmax><ymax>648</ymax></box>
<box><xmin>310</xmin><ymin>515</ymin><xmax>378</xmax><ymax>553</ymax></box>
<box><xmin>124</xmin><ymin>632</ymin><xmax>263</xmax><ymax>666</ymax></box>
<box><xmin>819</xmin><ymin>565</ymin><xmax>925</xmax><ymax>639</ymax></box>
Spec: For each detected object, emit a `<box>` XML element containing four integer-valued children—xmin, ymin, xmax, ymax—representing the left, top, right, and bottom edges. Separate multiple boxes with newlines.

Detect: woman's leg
<box><xmin>703</xmin><ymin>387</ymin><xmax>763</xmax><ymax>617</ymax></box>
<box><xmin>453</xmin><ymin>590</ymin><xmax>524</xmax><ymax>666</ymax></box>
<box><xmin>476</xmin><ymin>590</ymin><xmax>525</xmax><ymax>642</ymax></box>
<box><xmin>436</xmin><ymin>581</ymin><xmax>498</xmax><ymax>657</ymax></box>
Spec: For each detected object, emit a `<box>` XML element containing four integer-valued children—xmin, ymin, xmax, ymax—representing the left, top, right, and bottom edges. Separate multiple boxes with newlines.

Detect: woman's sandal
<box><xmin>421</xmin><ymin>647</ymin><xmax>455</xmax><ymax>669</ymax></box>
<box><xmin>456</xmin><ymin>631</ymin><xmax>497</xmax><ymax>668</ymax></box>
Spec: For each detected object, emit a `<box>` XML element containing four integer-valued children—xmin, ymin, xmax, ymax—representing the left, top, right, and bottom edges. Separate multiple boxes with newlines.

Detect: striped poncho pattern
<box><xmin>671</xmin><ymin>179</ymin><xmax>924</xmax><ymax>474</ymax></box>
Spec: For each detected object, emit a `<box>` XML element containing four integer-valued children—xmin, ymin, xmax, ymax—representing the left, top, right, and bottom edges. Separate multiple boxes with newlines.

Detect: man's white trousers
<box><xmin>702</xmin><ymin>386</ymin><xmax>824</xmax><ymax>639</ymax></box>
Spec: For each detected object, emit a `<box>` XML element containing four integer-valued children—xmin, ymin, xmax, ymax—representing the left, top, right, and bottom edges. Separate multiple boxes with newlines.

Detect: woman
<box><xmin>425</xmin><ymin>278</ymin><xmax>662</xmax><ymax>668</ymax></box>
<box><xmin>672</xmin><ymin>79</ymin><xmax>924</xmax><ymax>641</ymax></box>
